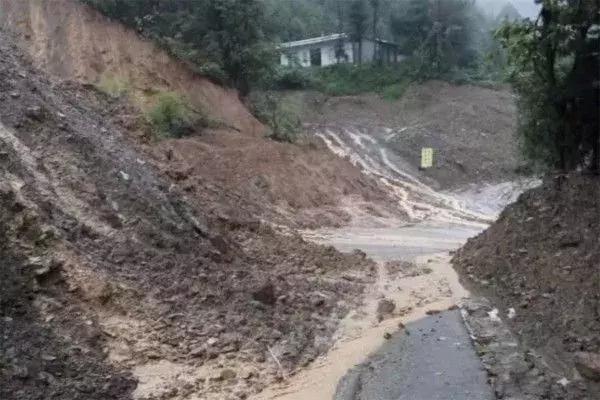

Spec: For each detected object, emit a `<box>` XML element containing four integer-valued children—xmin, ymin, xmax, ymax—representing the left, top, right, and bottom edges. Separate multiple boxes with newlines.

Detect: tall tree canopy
<box><xmin>497</xmin><ymin>0</ymin><xmax>599</xmax><ymax>171</ymax></box>
<box><xmin>83</xmin><ymin>0</ymin><xmax>273</xmax><ymax>95</ymax></box>
<box><xmin>391</xmin><ymin>0</ymin><xmax>482</xmax><ymax>75</ymax></box>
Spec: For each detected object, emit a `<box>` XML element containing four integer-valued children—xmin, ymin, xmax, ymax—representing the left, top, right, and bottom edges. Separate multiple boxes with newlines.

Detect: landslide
<box><xmin>453</xmin><ymin>175</ymin><xmax>600</xmax><ymax>397</ymax></box>
<box><xmin>0</xmin><ymin>0</ymin><xmax>399</xmax><ymax>228</ymax></box>
<box><xmin>0</xmin><ymin>32</ymin><xmax>376</xmax><ymax>400</ymax></box>
<box><xmin>298</xmin><ymin>81</ymin><xmax>521</xmax><ymax>190</ymax></box>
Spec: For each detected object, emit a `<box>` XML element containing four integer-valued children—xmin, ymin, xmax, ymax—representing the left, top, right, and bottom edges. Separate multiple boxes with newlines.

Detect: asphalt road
<box><xmin>334</xmin><ymin>309</ymin><xmax>494</xmax><ymax>400</ymax></box>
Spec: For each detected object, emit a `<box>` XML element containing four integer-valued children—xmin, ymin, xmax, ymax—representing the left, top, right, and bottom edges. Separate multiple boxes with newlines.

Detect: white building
<box><xmin>280</xmin><ymin>33</ymin><xmax>404</xmax><ymax>68</ymax></box>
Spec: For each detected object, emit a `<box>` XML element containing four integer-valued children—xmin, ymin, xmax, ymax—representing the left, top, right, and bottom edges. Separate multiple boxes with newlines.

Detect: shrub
<box><xmin>96</xmin><ymin>75</ymin><xmax>129</xmax><ymax>98</ymax></box>
<box><xmin>147</xmin><ymin>92</ymin><xmax>196</xmax><ymax>139</ymax></box>
<box><xmin>248</xmin><ymin>91</ymin><xmax>301</xmax><ymax>143</ymax></box>
<box><xmin>382</xmin><ymin>80</ymin><xmax>411</xmax><ymax>101</ymax></box>
<box><xmin>272</xmin><ymin>67</ymin><xmax>314</xmax><ymax>90</ymax></box>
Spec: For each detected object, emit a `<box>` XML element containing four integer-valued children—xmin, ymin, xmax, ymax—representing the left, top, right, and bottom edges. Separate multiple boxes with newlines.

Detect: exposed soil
<box><xmin>453</xmin><ymin>174</ymin><xmax>600</xmax><ymax>398</ymax></box>
<box><xmin>0</xmin><ymin>32</ymin><xmax>377</xmax><ymax>400</ymax></box>
<box><xmin>0</xmin><ymin>0</ymin><xmax>402</xmax><ymax>229</ymax></box>
<box><xmin>293</xmin><ymin>81</ymin><xmax>521</xmax><ymax>190</ymax></box>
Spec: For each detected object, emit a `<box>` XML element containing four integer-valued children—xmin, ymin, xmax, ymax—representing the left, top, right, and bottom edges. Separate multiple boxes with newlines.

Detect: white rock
<box><xmin>488</xmin><ymin>308</ymin><xmax>501</xmax><ymax>322</ymax></box>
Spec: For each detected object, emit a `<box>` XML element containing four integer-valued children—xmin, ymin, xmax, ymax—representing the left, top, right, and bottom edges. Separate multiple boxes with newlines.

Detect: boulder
<box><xmin>574</xmin><ymin>352</ymin><xmax>600</xmax><ymax>381</ymax></box>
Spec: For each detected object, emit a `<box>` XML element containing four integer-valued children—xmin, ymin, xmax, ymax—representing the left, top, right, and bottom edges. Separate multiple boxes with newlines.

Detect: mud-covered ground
<box><xmin>453</xmin><ymin>175</ymin><xmax>600</xmax><ymax>399</ymax></box>
<box><xmin>285</xmin><ymin>83</ymin><xmax>521</xmax><ymax>190</ymax></box>
<box><xmin>0</xmin><ymin>32</ymin><xmax>377</xmax><ymax>400</ymax></box>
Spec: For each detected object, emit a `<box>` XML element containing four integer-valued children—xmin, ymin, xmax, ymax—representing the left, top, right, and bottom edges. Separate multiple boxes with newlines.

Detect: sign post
<box><xmin>421</xmin><ymin>148</ymin><xmax>433</xmax><ymax>169</ymax></box>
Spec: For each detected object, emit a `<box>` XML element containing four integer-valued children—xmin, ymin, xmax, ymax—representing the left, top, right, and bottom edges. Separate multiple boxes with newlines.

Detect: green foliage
<box><xmin>391</xmin><ymin>0</ymin><xmax>483</xmax><ymax>77</ymax></box>
<box><xmin>83</xmin><ymin>0</ymin><xmax>274</xmax><ymax>95</ymax></box>
<box><xmin>272</xmin><ymin>67</ymin><xmax>315</xmax><ymax>90</ymax></box>
<box><xmin>96</xmin><ymin>74</ymin><xmax>129</xmax><ymax>97</ymax></box>
<box><xmin>496</xmin><ymin>0</ymin><xmax>599</xmax><ymax>171</ymax></box>
<box><xmin>263</xmin><ymin>0</ymin><xmax>338</xmax><ymax>42</ymax></box>
<box><xmin>248</xmin><ymin>92</ymin><xmax>301</xmax><ymax>142</ymax></box>
<box><xmin>147</xmin><ymin>93</ymin><xmax>196</xmax><ymax>139</ymax></box>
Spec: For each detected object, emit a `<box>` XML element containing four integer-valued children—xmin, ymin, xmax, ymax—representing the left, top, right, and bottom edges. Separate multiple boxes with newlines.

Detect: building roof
<box><xmin>280</xmin><ymin>33</ymin><xmax>347</xmax><ymax>49</ymax></box>
<box><xmin>280</xmin><ymin>33</ymin><xmax>399</xmax><ymax>49</ymax></box>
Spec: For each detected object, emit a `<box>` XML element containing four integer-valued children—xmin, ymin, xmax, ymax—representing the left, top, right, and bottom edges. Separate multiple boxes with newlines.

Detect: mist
<box><xmin>476</xmin><ymin>0</ymin><xmax>540</xmax><ymax>19</ymax></box>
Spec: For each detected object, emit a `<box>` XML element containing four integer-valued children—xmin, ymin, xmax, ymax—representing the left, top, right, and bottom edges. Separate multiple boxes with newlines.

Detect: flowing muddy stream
<box><xmin>252</xmin><ymin>223</ymin><xmax>480</xmax><ymax>400</ymax></box>
<box><xmin>252</xmin><ymin>126</ymin><xmax>538</xmax><ymax>400</ymax></box>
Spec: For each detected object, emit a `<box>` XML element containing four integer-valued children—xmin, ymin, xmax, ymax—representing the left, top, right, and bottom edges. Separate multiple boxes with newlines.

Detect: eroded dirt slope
<box><xmin>0</xmin><ymin>33</ymin><xmax>376</xmax><ymax>400</ymax></box>
<box><xmin>297</xmin><ymin>81</ymin><xmax>521</xmax><ymax>190</ymax></box>
<box><xmin>453</xmin><ymin>175</ymin><xmax>600</xmax><ymax>399</ymax></box>
<box><xmin>0</xmin><ymin>0</ymin><xmax>400</xmax><ymax>228</ymax></box>
<box><xmin>0</xmin><ymin>0</ymin><xmax>260</xmax><ymax>134</ymax></box>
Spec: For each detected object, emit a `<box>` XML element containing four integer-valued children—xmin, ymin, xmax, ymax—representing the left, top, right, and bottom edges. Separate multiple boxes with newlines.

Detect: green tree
<box><xmin>391</xmin><ymin>0</ymin><xmax>480</xmax><ymax>76</ymax></box>
<box><xmin>203</xmin><ymin>0</ymin><xmax>274</xmax><ymax>96</ymax></box>
<box><xmin>497</xmin><ymin>0</ymin><xmax>599</xmax><ymax>171</ymax></box>
<box><xmin>349</xmin><ymin>0</ymin><xmax>369</xmax><ymax>64</ymax></box>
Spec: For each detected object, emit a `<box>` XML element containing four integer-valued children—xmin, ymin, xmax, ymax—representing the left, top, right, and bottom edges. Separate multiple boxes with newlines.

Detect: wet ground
<box><xmin>254</xmin><ymin>220</ymin><xmax>493</xmax><ymax>400</ymax></box>
<box><xmin>335</xmin><ymin>309</ymin><xmax>494</xmax><ymax>400</ymax></box>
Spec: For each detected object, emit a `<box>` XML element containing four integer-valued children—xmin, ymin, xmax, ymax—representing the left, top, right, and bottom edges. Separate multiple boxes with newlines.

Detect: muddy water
<box><xmin>251</xmin><ymin>125</ymin><xmax>537</xmax><ymax>400</ymax></box>
<box><xmin>252</xmin><ymin>221</ymin><xmax>483</xmax><ymax>400</ymax></box>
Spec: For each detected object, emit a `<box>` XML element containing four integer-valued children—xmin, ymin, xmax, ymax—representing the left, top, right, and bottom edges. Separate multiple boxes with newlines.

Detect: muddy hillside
<box><xmin>0</xmin><ymin>0</ymin><xmax>400</xmax><ymax>229</ymax></box>
<box><xmin>453</xmin><ymin>175</ymin><xmax>600</xmax><ymax>399</ymax></box>
<box><xmin>0</xmin><ymin>31</ymin><xmax>380</xmax><ymax>400</ymax></box>
<box><xmin>296</xmin><ymin>81</ymin><xmax>520</xmax><ymax>191</ymax></box>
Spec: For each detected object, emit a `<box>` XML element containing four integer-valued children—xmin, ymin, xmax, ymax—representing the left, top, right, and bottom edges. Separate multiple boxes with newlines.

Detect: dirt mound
<box><xmin>300</xmin><ymin>81</ymin><xmax>521</xmax><ymax>189</ymax></box>
<box><xmin>453</xmin><ymin>174</ymin><xmax>600</xmax><ymax>398</ymax></box>
<box><xmin>0</xmin><ymin>33</ymin><xmax>376</xmax><ymax>400</ymax></box>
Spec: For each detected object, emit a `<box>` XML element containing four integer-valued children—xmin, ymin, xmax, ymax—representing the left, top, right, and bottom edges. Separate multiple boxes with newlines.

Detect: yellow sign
<box><xmin>421</xmin><ymin>148</ymin><xmax>434</xmax><ymax>169</ymax></box>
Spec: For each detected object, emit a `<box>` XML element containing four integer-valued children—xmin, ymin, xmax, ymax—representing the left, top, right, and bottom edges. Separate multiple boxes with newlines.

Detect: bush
<box><xmin>248</xmin><ymin>91</ymin><xmax>301</xmax><ymax>143</ymax></box>
<box><xmin>272</xmin><ymin>67</ymin><xmax>314</xmax><ymax>90</ymax></box>
<box><xmin>381</xmin><ymin>80</ymin><xmax>411</xmax><ymax>101</ymax></box>
<box><xmin>147</xmin><ymin>92</ymin><xmax>196</xmax><ymax>139</ymax></box>
<box><xmin>96</xmin><ymin>75</ymin><xmax>130</xmax><ymax>98</ymax></box>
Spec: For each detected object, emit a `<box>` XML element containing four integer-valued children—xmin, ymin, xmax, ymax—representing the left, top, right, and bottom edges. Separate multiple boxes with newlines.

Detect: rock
<box><xmin>190</xmin><ymin>346</ymin><xmax>205</xmax><ymax>358</ymax></box>
<box><xmin>9</xmin><ymin>91</ymin><xmax>20</xmax><ymax>98</ymax></box>
<box><xmin>206</xmin><ymin>337</ymin><xmax>219</xmax><ymax>347</ymax></box>
<box><xmin>252</xmin><ymin>282</ymin><xmax>276</xmax><ymax>306</ymax></box>
<box><xmin>377</xmin><ymin>298</ymin><xmax>396</xmax><ymax>315</ymax></box>
<box><xmin>425</xmin><ymin>309</ymin><xmax>442</xmax><ymax>316</ymax></box>
<box><xmin>383</xmin><ymin>332</ymin><xmax>392</xmax><ymax>340</ymax></box>
<box><xmin>220</xmin><ymin>368</ymin><xmax>237</xmax><ymax>380</ymax></box>
<box><xmin>13</xmin><ymin>365</ymin><xmax>29</xmax><ymax>379</ymax></box>
<box><xmin>574</xmin><ymin>352</ymin><xmax>600</xmax><ymax>381</ymax></box>
<box><xmin>118</xmin><ymin>171</ymin><xmax>130</xmax><ymax>181</ymax></box>
<box><xmin>25</xmin><ymin>106</ymin><xmax>45</xmax><ymax>121</ymax></box>
<box><xmin>240</xmin><ymin>368</ymin><xmax>255</xmax><ymax>380</ymax></box>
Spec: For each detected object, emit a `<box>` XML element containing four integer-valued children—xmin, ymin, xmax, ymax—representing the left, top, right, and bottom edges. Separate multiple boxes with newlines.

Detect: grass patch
<box><xmin>146</xmin><ymin>92</ymin><xmax>219</xmax><ymax>139</ymax></box>
<box><xmin>96</xmin><ymin>74</ymin><xmax>130</xmax><ymax>98</ymax></box>
<box><xmin>270</xmin><ymin>61</ymin><xmax>504</xmax><ymax>100</ymax></box>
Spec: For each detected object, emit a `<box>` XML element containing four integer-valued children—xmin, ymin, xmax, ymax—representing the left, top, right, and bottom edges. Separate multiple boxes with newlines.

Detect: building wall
<box><xmin>281</xmin><ymin>40</ymin><xmax>402</xmax><ymax>67</ymax></box>
<box><xmin>281</xmin><ymin>41</ymin><xmax>354</xmax><ymax>67</ymax></box>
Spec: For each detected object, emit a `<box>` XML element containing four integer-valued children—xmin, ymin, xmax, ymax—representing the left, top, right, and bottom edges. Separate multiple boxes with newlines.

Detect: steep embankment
<box><xmin>299</xmin><ymin>82</ymin><xmax>521</xmax><ymax>190</ymax></box>
<box><xmin>0</xmin><ymin>32</ymin><xmax>376</xmax><ymax>400</ymax></box>
<box><xmin>453</xmin><ymin>175</ymin><xmax>600</xmax><ymax>399</ymax></box>
<box><xmin>0</xmin><ymin>0</ymin><xmax>398</xmax><ymax>228</ymax></box>
<box><xmin>0</xmin><ymin>0</ymin><xmax>259</xmax><ymax>134</ymax></box>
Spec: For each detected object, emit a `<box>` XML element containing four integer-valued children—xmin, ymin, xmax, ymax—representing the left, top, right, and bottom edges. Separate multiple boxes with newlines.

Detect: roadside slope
<box><xmin>453</xmin><ymin>175</ymin><xmax>600</xmax><ymax>399</ymax></box>
<box><xmin>0</xmin><ymin>31</ymin><xmax>376</xmax><ymax>400</ymax></box>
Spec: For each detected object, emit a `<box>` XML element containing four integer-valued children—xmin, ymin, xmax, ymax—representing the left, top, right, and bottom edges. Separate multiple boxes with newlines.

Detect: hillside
<box><xmin>453</xmin><ymin>175</ymin><xmax>600</xmax><ymax>399</ymax></box>
<box><xmin>294</xmin><ymin>81</ymin><xmax>521</xmax><ymax>191</ymax></box>
<box><xmin>0</xmin><ymin>30</ymin><xmax>378</xmax><ymax>400</ymax></box>
<box><xmin>0</xmin><ymin>0</ymin><xmax>399</xmax><ymax>229</ymax></box>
